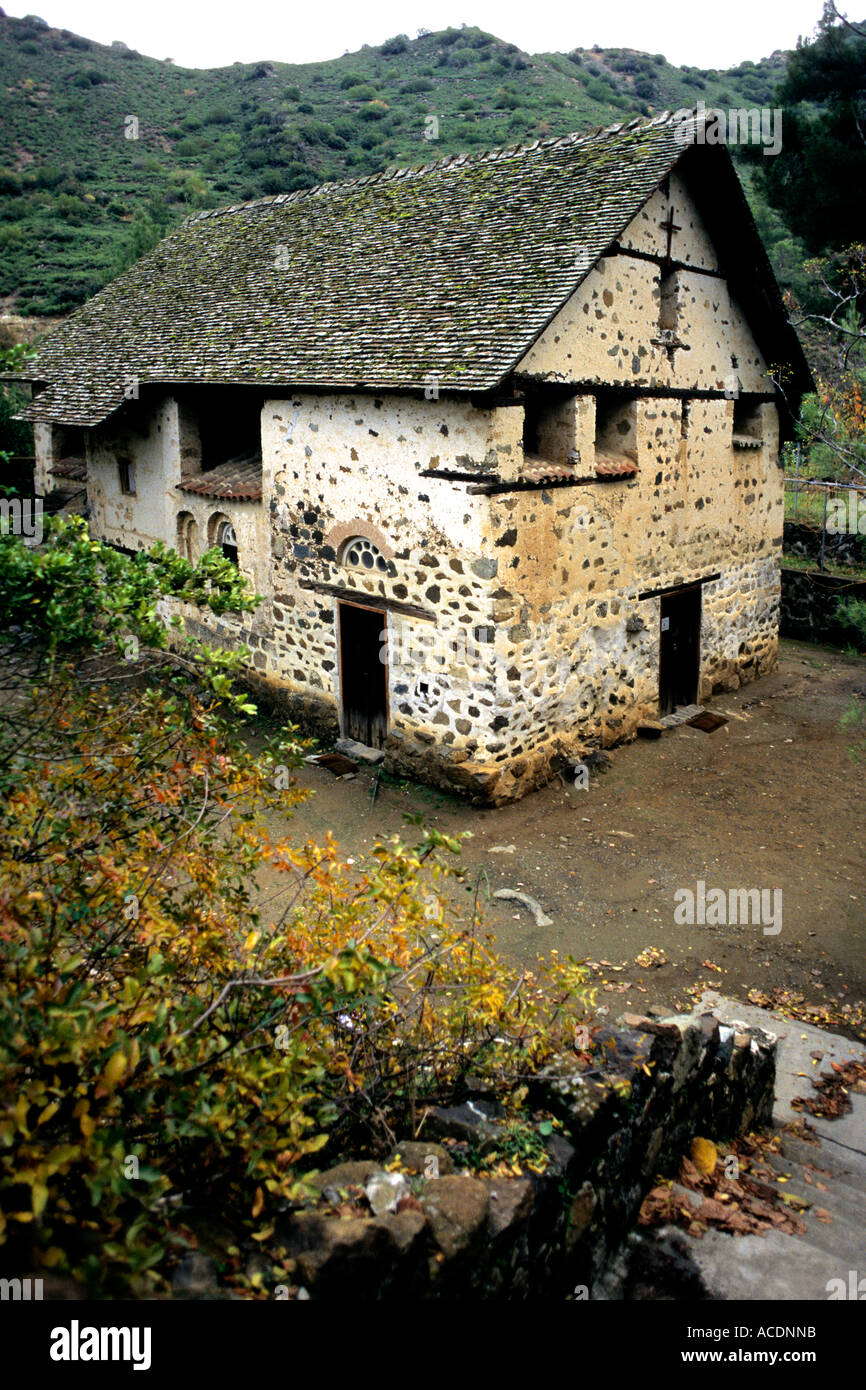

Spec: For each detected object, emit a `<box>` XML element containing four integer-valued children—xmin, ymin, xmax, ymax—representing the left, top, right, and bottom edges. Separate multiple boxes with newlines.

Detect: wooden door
<box><xmin>338</xmin><ymin>602</ymin><xmax>388</xmax><ymax>748</ymax></box>
<box><xmin>659</xmin><ymin>586</ymin><xmax>701</xmax><ymax>715</ymax></box>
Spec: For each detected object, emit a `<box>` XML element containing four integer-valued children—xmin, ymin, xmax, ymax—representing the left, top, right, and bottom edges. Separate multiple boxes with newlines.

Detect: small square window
<box><xmin>732</xmin><ymin>397</ymin><xmax>764</xmax><ymax>448</ymax></box>
<box><xmin>595</xmin><ymin>394</ymin><xmax>637</xmax><ymax>458</ymax></box>
<box><xmin>118</xmin><ymin>459</ymin><xmax>136</xmax><ymax>495</ymax></box>
<box><xmin>521</xmin><ymin>388</ymin><xmax>580</xmax><ymax>466</ymax></box>
<box><xmin>55</xmin><ymin>425</ymin><xmax>87</xmax><ymax>460</ymax></box>
<box><xmin>594</xmin><ymin>394</ymin><xmax>639</xmax><ymax>479</ymax></box>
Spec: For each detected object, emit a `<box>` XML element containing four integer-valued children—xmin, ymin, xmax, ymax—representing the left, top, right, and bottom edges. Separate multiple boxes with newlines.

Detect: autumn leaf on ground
<box><xmin>640</xmin><ymin>1131</ymin><xmax>809</xmax><ymax>1240</ymax></box>
<box><xmin>746</xmin><ymin>988</ymin><xmax>866</xmax><ymax>1038</ymax></box>
<box><xmin>634</xmin><ymin>947</ymin><xmax>667</xmax><ymax>969</ymax></box>
<box><xmin>690</xmin><ymin>1137</ymin><xmax>718</xmax><ymax>1176</ymax></box>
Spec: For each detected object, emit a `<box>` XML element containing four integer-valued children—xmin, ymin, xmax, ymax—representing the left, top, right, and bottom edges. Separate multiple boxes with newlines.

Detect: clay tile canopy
<box><xmin>14</xmin><ymin>111</ymin><xmax>812</xmax><ymax>428</ymax></box>
<box><xmin>176</xmin><ymin>453</ymin><xmax>263</xmax><ymax>501</ymax></box>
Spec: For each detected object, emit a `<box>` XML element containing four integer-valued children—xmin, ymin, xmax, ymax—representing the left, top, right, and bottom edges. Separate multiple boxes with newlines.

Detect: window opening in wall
<box><xmin>176</xmin><ymin>511</ymin><xmax>199</xmax><ymax>563</ymax></box>
<box><xmin>55</xmin><ymin>425</ymin><xmax>86</xmax><ymax>460</ymax></box>
<box><xmin>118</xmin><ymin>458</ymin><xmax>136</xmax><ymax>495</ymax></box>
<box><xmin>522</xmin><ymin>394</ymin><xmax>543</xmax><ymax>458</ymax></box>
<box><xmin>732</xmin><ymin>397</ymin><xmax>764</xmax><ymax>449</ymax></box>
<box><xmin>594</xmin><ymin>393</ymin><xmax>638</xmax><ymax>478</ymax></box>
<box><xmin>216</xmin><ymin>520</ymin><xmax>238</xmax><ymax>565</ymax></box>
<box><xmin>520</xmin><ymin>385</ymin><xmax>580</xmax><ymax>467</ymax></box>
<box><xmin>342</xmin><ymin>536</ymin><xmax>389</xmax><ymax>573</ymax></box>
<box><xmin>659</xmin><ymin>270</ymin><xmax>679</xmax><ymax>332</ymax></box>
<box><xmin>194</xmin><ymin>389</ymin><xmax>263</xmax><ymax>472</ymax></box>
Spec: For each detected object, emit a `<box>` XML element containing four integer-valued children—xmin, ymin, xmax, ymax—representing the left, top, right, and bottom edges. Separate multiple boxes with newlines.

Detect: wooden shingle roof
<box><xmin>16</xmin><ymin>111</ymin><xmax>810</xmax><ymax>427</ymax></box>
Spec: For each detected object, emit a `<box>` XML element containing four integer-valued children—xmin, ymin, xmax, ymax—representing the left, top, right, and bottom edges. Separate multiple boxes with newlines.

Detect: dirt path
<box><xmin>256</xmin><ymin>639</ymin><xmax>866</xmax><ymax>1033</ymax></box>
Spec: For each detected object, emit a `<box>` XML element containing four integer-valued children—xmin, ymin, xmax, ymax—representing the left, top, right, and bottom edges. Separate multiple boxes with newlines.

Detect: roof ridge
<box><xmin>180</xmin><ymin>109</ymin><xmax>682</xmax><ymax>227</ymax></box>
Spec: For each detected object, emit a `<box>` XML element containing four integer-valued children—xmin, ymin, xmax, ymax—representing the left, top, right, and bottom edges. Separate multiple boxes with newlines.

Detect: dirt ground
<box><xmin>256</xmin><ymin>639</ymin><xmax>866</xmax><ymax>1033</ymax></box>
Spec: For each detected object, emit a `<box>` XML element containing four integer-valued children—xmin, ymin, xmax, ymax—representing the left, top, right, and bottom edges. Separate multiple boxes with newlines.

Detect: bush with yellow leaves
<box><xmin>0</xmin><ymin>519</ymin><xmax>592</xmax><ymax>1295</ymax></box>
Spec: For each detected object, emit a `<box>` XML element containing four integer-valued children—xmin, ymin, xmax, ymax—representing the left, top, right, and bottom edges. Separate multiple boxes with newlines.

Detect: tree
<box><xmin>762</xmin><ymin>3</ymin><xmax>866</xmax><ymax>253</ymax></box>
<box><xmin>780</xmin><ymin>245</ymin><xmax>866</xmax><ymax>481</ymax></box>
<box><xmin>0</xmin><ymin>342</ymin><xmax>35</xmax><ymax>473</ymax></box>
<box><xmin>106</xmin><ymin>206</ymin><xmax>174</xmax><ymax>280</ymax></box>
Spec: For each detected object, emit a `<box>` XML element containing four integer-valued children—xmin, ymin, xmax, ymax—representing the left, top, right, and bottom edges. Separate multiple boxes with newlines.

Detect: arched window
<box><xmin>176</xmin><ymin>511</ymin><xmax>199</xmax><ymax>563</ymax></box>
<box><xmin>208</xmin><ymin>512</ymin><xmax>239</xmax><ymax>566</ymax></box>
<box><xmin>341</xmin><ymin>535</ymin><xmax>389</xmax><ymax>573</ymax></box>
<box><xmin>217</xmin><ymin>520</ymin><xmax>238</xmax><ymax>566</ymax></box>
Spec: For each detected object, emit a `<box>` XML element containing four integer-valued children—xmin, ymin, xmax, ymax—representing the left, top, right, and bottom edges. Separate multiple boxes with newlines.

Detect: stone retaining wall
<box><xmin>780</xmin><ymin>567</ymin><xmax>866</xmax><ymax>650</ymax></box>
<box><xmin>258</xmin><ymin>1011</ymin><xmax>776</xmax><ymax>1300</ymax></box>
<box><xmin>784</xmin><ymin>519</ymin><xmax>866</xmax><ymax>570</ymax></box>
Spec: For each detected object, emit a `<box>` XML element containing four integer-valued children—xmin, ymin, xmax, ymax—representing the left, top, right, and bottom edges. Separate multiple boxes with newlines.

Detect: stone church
<box><xmin>18</xmin><ymin>111</ymin><xmax>811</xmax><ymax>802</ymax></box>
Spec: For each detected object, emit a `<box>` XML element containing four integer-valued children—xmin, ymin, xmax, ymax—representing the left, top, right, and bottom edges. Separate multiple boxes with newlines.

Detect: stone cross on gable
<box><xmin>659</xmin><ymin>207</ymin><xmax>681</xmax><ymax>261</ymax></box>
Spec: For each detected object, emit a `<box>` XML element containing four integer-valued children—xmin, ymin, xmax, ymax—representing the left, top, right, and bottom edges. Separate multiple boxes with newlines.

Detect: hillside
<box><xmin>0</xmin><ymin>13</ymin><xmax>802</xmax><ymax>316</ymax></box>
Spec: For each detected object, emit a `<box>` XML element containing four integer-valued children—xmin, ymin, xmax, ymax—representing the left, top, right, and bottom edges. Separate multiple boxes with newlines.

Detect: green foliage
<box><xmin>0</xmin><ymin>514</ymin><xmax>260</xmax><ymax>707</ymax></box>
<box><xmin>380</xmin><ymin>35</ymin><xmax>409</xmax><ymax>56</ymax></box>
<box><xmin>762</xmin><ymin>10</ymin><xmax>866</xmax><ymax>254</ymax></box>
<box><xmin>839</xmin><ymin>592</ymin><xmax>866</xmax><ymax>624</ymax></box>
<box><xmin>0</xmin><ymin>342</ymin><xmax>35</xmax><ymax>463</ymax></box>
<box><xmin>839</xmin><ymin>687</ymin><xmax>866</xmax><ymax>759</ymax></box>
<box><xmin>787</xmin><ymin>250</ymin><xmax>866</xmax><ymax>479</ymax></box>
<box><xmin>106</xmin><ymin>204</ymin><xmax>179</xmax><ymax>279</ymax></box>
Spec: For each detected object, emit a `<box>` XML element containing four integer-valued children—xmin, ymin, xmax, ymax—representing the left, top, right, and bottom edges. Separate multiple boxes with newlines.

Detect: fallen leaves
<box><xmin>634</xmin><ymin>947</ymin><xmax>667</xmax><ymax>969</ymax></box>
<box><xmin>792</xmin><ymin>1057</ymin><xmax>866</xmax><ymax>1120</ymax></box>
<box><xmin>639</xmin><ymin>1131</ymin><xmax>810</xmax><ymax>1240</ymax></box>
<box><xmin>745</xmin><ymin>988</ymin><xmax>866</xmax><ymax>1040</ymax></box>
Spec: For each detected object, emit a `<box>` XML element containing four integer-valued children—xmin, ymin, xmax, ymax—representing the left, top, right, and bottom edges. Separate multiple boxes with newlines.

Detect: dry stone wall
<box><xmin>215</xmin><ymin>1011</ymin><xmax>777</xmax><ymax>1301</ymax></box>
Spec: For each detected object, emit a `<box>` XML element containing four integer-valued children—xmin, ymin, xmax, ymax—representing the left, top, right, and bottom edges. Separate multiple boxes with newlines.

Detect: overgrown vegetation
<box><xmin>762</xmin><ymin>2</ymin><xmax>866</xmax><ymax>256</ymax></box>
<box><xmin>0</xmin><ymin>340</ymin><xmax>35</xmax><ymax>467</ymax></box>
<box><xmin>768</xmin><ymin>10</ymin><xmax>866</xmax><ymax>489</ymax></box>
<box><xmin>0</xmin><ymin>517</ymin><xmax>593</xmax><ymax>1296</ymax></box>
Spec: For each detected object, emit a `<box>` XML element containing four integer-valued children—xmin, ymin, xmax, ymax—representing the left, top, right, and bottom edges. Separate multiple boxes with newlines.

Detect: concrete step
<box><xmin>695</xmin><ymin>991</ymin><xmax>866</xmax><ymax>1127</ymax></box>
<box><xmin>761</xmin><ymin>1149</ymin><xmax>866</xmax><ymax>1220</ymax></box>
<box><xmin>659</xmin><ymin>704</ymin><xmax>704</xmax><ymax>729</ymax></box>
<box><xmin>780</xmin><ymin>1132</ymin><xmax>866</xmax><ymax>1191</ymax></box>
<box><xmin>671</xmin><ymin>1226</ymin><xmax>852</xmax><ymax>1302</ymax></box>
<box><xmin>594</xmin><ymin>1224</ymin><xmax>853</xmax><ymax>1302</ymax></box>
<box><xmin>334</xmin><ymin>737</ymin><xmax>384</xmax><ymax>765</ymax></box>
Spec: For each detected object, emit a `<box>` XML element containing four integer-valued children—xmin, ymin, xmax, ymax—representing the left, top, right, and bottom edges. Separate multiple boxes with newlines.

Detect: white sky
<box><xmin>2</xmin><ymin>0</ymin><xmax>825</xmax><ymax>70</ymax></box>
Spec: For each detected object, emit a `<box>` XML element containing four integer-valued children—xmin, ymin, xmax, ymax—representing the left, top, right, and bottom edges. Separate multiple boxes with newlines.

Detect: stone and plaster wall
<box><xmin>474</xmin><ymin>396</ymin><xmax>781</xmax><ymax>799</ymax></box>
<box><xmin>784</xmin><ymin>519</ymin><xmax>866</xmax><ymax>571</ymax></box>
<box><xmin>82</xmin><ymin>395</ymin><xmax>269</xmax><ymax>595</ymax></box>
<box><xmin>32</xmin><ymin>420</ymin><xmax>54</xmax><ymax>496</ymax></box>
